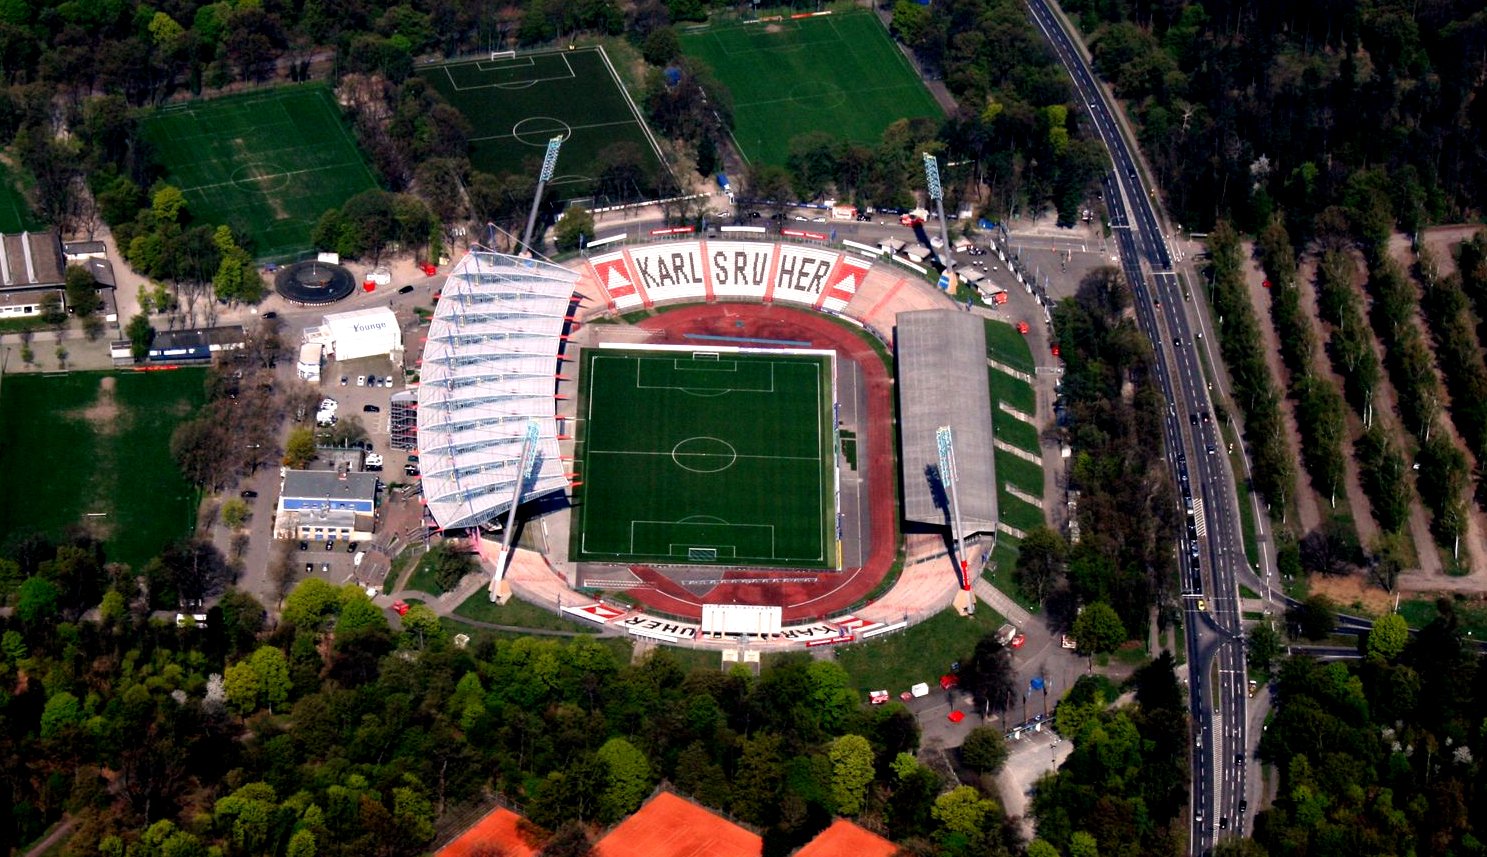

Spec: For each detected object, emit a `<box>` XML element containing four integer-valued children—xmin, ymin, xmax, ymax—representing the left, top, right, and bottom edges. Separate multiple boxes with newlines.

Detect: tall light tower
<box><xmin>520</xmin><ymin>135</ymin><xmax>564</xmax><ymax>256</ymax></box>
<box><xmin>923</xmin><ymin>153</ymin><xmax>954</xmax><ymax>280</ymax></box>
<box><xmin>936</xmin><ymin>426</ymin><xmax>972</xmax><ymax>593</ymax></box>
<box><xmin>489</xmin><ymin>420</ymin><xmax>542</xmax><ymax>603</ymax></box>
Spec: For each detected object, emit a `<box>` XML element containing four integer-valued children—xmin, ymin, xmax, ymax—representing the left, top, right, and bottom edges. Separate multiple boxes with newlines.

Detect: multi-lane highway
<box><xmin>1024</xmin><ymin>1</ymin><xmax>1251</xmax><ymax>851</ymax></box>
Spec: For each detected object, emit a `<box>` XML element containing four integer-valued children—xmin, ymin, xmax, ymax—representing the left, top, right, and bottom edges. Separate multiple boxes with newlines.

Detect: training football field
<box><xmin>574</xmin><ymin>348</ymin><xmax>835</xmax><ymax>569</ymax></box>
<box><xmin>421</xmin><ymin>47</ymin><xmax>667</xmax><ymax>202</ymax></box>
<box><xmin>678</xmin><ymin>10</ymin><xmax>942</xmax><ymax>166</ymax></box>
<box><xmin>140</xmin><ymin>84</ymin><xmax>380</xmax><ymax>262</ymax></box>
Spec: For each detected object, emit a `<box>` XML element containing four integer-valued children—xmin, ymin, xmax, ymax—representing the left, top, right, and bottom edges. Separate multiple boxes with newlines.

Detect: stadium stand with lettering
<box><xmin>585</xmin><ymin>240</ymin><xmax>864</xmax><ymax>313</ymax></box>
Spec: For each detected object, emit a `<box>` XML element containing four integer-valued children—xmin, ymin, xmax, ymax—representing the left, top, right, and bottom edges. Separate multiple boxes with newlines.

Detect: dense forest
<box><xmin>0</xmin><ymin>529</ymin><xmax>1044</xmax><ymax>857</ymax></box>
<box><xmin>1053</xmin><ymin>0</ymin><xmax>1487</xmax><ymax>237</ymax></box>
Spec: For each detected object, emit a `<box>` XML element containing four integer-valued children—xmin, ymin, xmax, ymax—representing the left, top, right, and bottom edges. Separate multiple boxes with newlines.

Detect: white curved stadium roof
<box><xmin>418</xmin><ymin>250</ymin><xmax>577</xmax><ymax>530</ymax></box>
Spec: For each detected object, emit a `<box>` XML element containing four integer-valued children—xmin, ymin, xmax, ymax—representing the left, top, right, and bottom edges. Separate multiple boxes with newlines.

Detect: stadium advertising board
<box><xmin>587</xmin><ymin>240</ymin><xmax>868</xmax><ymax>313</ymax></box>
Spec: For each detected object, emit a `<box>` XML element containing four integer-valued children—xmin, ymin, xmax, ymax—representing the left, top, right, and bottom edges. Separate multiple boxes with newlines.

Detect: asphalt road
<box><xmin>1023</xmin><ymin>2</ymin><xmax>1251</xmax><ymax>851</ymax></box>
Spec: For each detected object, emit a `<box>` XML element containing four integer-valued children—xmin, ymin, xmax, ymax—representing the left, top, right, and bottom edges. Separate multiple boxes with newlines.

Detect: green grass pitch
<box><xmin>420</xmin><ymin>47</ymin><xmax>666</xmax><ymax>201</ymax></box>
<box><xmin>573</xmin><ymin>348</ymin><xmax>835</xmax><ymax>568</ymax></box>
<box><xmin>678</xmin><ymin>10</ymin><xmax>942</xmax><ymax>166</ymax></box>
<box><xmin>140</xmin><ymin>84</ymin><xmax>380</xmax><ymax>262</ymax></box>
<box><xmin>0</xmin><ymin>369</ymin><xmax>206</xmax><ymax>570</ymax></box>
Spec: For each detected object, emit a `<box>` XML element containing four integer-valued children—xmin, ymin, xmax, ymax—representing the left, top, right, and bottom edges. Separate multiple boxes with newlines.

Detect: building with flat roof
<box><xmin>274</xmin><ymin>469</ymin><xmax>379</xmax><ymax>542</ymax></box>
<box><xmin>418</xmin><ymin>250</ymin><xmax>576</xmax><ymax>531</ymax></box>
<box><xmin>303</xmin><ymin>305</ymin><xmax>402</xmax><ymax>363</ymax></box>
<box><xmin>895</xmin><ymin>310</ymin><xmax>998</xmax><ymax>535</ymax></box>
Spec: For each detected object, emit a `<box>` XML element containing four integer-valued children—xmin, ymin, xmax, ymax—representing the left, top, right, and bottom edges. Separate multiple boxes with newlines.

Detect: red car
<box><xmin>1010</xmin><ymin>634</ymin><xmax>1027</xmax><ymax>649</ymax></box>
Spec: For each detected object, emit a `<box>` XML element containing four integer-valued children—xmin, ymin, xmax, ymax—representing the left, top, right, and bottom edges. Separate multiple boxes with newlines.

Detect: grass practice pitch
<box><xmin>0</xmin><ymin>159</ymin><xmax>42</xmax><ymax>233</ymax></box>
<box><xmin>678</xmin><ymin>10</ymin><xmax>942</xmax><ymax>166</ymax></box>
<box><xmin>0</xmin><ymin>369</ymin><xmax>205</xmax><ymax>570</ymax></box>
<box><xmin>421</xmin><ymin>47</ymin><xmax>666</xmax><ymax>202</ymax></box>
<box><xmin>141</xmin><ymin>84</ymin><xmax>379</xmax><ymax>262</ymax></box>
<box><xmin>573</xmin><ymin>348</ymin><xmax>835</xmax><ymax>569</ymax></box>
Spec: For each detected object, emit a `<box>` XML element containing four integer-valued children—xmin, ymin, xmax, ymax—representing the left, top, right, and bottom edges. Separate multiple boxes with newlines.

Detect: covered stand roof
<box><xmin>896</xmin><ymin>309</ymin><xmax>998</xmax><ymax>535</ymax></box>
<box><xmin>418</xmin><ymin>250</ymin><xmax>577</xmax><ymax>530</ymax></box>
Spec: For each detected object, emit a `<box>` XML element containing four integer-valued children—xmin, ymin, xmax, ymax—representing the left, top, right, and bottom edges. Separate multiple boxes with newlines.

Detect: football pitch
<box><xmin>573</xmin><ymin>348</ymin><xmax>835</xmax><ymax>569</ymax></box>
<box><xmin>0</xmin><ymin>369</ymin><xmax>205</xmax><ymax>570</ymax></box>
<box><xmin>140</xmin><ymin>84</ymin><xmax>380</xmax><ymax>262</ymax></box>
<box><xmin>421</xmin><ymin>47</ymin><xmax>667</xmax><ymax>202</ymax></box>
<box><xmin>678</xmin><ymin>10</ymin><xmax>942</xmax><ymax>166</ymax></box>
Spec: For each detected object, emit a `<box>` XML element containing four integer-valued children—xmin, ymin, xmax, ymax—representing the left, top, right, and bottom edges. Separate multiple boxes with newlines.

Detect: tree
<box><xmin>595</xmin><ymin>737</ymin><xmax>652</xmax><ymax>822</ymax></box>
<box><xmin>1248</xmin><ymin>622</ymin><xmax>1284</xmax><ymax>677</ymax></box>
<box><xmin>222</xmin><ymin>659</ymin><xmax>262</xmax><ymax>715</ymax></box>
<box><xmin>1367</xmin><ymin>613</ymin><xmax>1409</xmax><ymax>662</ymax></box>
<box><xmin>1288</xmin><ymin>595</ymin><xmax>1337</xmax><ymax>641</ymax></box>
<box><xmin>829</xmin><ymin>734</ymin><xmax>874</xmax><ymax>815</ymax></box>
<box><xmin>283</xmin><ymin>577</ymin><xmax>341</xmax><ymax>629</ymax></box>
<box><xmin>220</xmin><ymin>498</ymin><xmax>249</xmax><ymax>529</ymax></box>
<box><xmin>38</xmin><ymin>291</ymin><xmax>66</xmax><ymax>325</ymax></box>
<box><xmin>932</xmin><ymin>785</ymin><xmax>997</xmax><ymax>841</ymax></box>
<box><xmin>424</xmin><ymin>541</ymin><xmax>476</xmax><ymax>593</ymax></box>
<box><xmin>554</xmin><ymin>207</ymin><xmax>595</xmax><ymax>252</ymax></box>
<box><xmin>399</xmin><ymin>602</ymin><xmax>444</xmax><ymax>649</ymax></box>
<box><xmin>284</xmin><ymin>427</ymin><xmax>316</xmax><ymax>469</ymax></box>
<box><xmin>1015</xmin><ymin>525</ymin><xmax>1066</xmax><ymax>603</ymax></box>
<box><xmin>960</xmin><ymin>725</ymin><xmax>1009</xmax><ymax>774</ymax></box>
<box><xmin>249</xmin><ymin>645</ymin><xmax>291</xmax><ymax>712</ymax></box>
<box><xmin>961</xmin><ymin>632</ymin><xmax>1015</xmax><ymax>714</ymax></box>
<box><xmin>126</xmin><ymin>313</ymin><xmax>154</xmax><ymax>362</ymax></box>
<box><xmin>40</xmin><ymin>690</ymin><xmax>83</xmax><ymax>739</ymax></box>
<box><xmin>16</xmin><ymin>576</ymin><xmax>60</xmax><ymax>623</ymax></box>
<box><xmin>540</xmin><ymin>821</ymin><xmax>595</xmax><ymax>857</ymax></box>
<box><xmin>1072</xmin><ymin>602</ymin><xmax>1126</xmax><ymax>655</ymax></box>
<box><xmin>64</xmin><ymin>265</ymin><xmax>101</xmax><ymax>316</ymax></box>
<box><xmin>1069</xmin><ymin>831</ymin><xmax>1100</xmax><ymax>857</ymax></box>
<box><xmin>335</xmin><ymin>587</ymin><xmax>388</xmax><ymax>637</ymax></box>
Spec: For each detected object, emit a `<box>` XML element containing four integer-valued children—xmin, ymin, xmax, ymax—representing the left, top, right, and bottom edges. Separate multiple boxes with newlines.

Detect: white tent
<box><xmin>319</xmin><ymin>306</ymin><xmax>400</xmax><ymax>361</ymax></box>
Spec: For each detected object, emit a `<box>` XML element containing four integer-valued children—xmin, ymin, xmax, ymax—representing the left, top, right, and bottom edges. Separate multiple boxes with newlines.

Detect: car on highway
<box><xmin>1197</xmin><ymin>599</ymin><xmax>1207</xmax><ymax>611</ymax></box>
<box><xmin>1190</xmin><ymin>413</ymin><xmax>1199</xmax><ymax>426</ymax></box>
<box><xmin>1219</xmin><ymin>817</ymin><xmax>1228</xmax><ymax>830</ymax></box>
<box><xmin>1239</xmin><ymin>800</ymin><xmax>1248</xmax><ymax>814</ymax></box>
<box><xmin>1201</xmin><ymin>410</ymin><xmax>1211</xmax><ymax>423</ymax></box>
<box><xmin>1173</xmin><ymin>336</ymin><xmax>1183</xmax><ymax>347</ymax></box>
<box><xmin>1206</xmin><ymin>444</ymin><xmax>1217</xmax><ymax>455</ymax></box>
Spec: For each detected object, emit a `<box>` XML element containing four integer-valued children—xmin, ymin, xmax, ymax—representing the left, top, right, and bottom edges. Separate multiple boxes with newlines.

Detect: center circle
<box><xmin>671</xmin><ymin>436</ymin><xmax>738</xmax><ymax>473</ymax></box>
<box><xmin>788</xmin><ymin>81</ymin><xmax>846</xmax><ymax>110</ymax></box>
<box><xmin>231</xmin><ymin>162</ymin><xmax>289</xmax><ymax>192</ymax></box>
<box><xmin>513</xmin><ymin>117</ymin><xmax>573</xmax><ymax>147</ymax></box>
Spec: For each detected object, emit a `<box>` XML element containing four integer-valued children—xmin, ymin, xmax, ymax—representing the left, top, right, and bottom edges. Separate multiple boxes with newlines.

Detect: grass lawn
<box><xmin>678</xmin><ymin>10</ymin><xmax>940</xmax><ymax>166</ymax></box>
<box><xmin>997</xmin><ymin>490</ymin><xmax>1046</xmax><ymax>533</ymax></box>
<box><xmin>572</xmin><ymin>348</ymin><xmax>834</xmax><ymax>568</ymax></box>
<box><xmin>984</xmin><ymin>319</ymin><xmax>1036</xmax><ymax>375</ymax></box>
<box><xmin>0</xmin><ymin>369</ymin><xmax>205</xmax><ymax>570</ymax></box>
<box><xmin>140</xmin><ymin>83</ymin><xmax>379</xmax><ymax>262</ymax></box>
<box><xmin>404</xmin><ymin>550</ymin><xmax>447</xmax><ymax>594</ymax></box>
<box><xmin>995</xmin><ymin>450</ymin><xmax>1044</xmax><ymax>497</ymax></box>
<box><xmin>453</xmin><ymin>590</ymin><xmax>597</xmax><ymax>633</ymax></box>
<box><xmin>420</xmin><ymin>46</ymin><xmax>665</xmax><ymax>203</ymax></box>
<box><xmin>834</xmin><ymin>604</ymin><xmax>1007</xmax><ymax>695</ymax></box>
<box><xmin>988</xmin><ymin>369</ymin><xmax>1036</xmax><ymax>414</ymax></box>
<box><xmin>993</xmin><ymin>409</ymin><xmax>1040</xmax><ymax>454</ymax></box>
<box><xmin>0</xmin><ymin>158</ymin><xmax>42</xmax><ymax>233</ymax></box>
<box><xmin>982</xmin><ymin>537</ymin><xmax>1042</xmax><ymax>614</ymax></box>
<box><xmin>1398</xmin><ymin>597</ymin><xmax>1487</xmax><ymax>637</ymax></box>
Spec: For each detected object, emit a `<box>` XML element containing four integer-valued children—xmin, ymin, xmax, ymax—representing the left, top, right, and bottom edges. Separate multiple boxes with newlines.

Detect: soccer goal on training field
<box><xmin>489</xmin><ymin>49</ymin><xmax>517</xmax><ymax>61</ymax></box>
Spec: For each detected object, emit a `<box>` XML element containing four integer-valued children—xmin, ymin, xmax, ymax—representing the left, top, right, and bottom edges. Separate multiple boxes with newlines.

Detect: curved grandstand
<box><xmin>418</xmin><ymin>251</ymin><xmax>577</xmax><ymax>530</ymax></box>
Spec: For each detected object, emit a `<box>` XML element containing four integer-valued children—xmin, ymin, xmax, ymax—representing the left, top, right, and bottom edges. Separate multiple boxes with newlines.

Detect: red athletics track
<box><xmin>620</xmin><ymin>303</ymin><xmax>898</xmax><ymax>623</ymax></box>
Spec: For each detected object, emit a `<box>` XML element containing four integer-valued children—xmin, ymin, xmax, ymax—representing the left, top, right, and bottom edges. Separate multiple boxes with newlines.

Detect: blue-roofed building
<box><xmin>274</xmin><ymin>469</ymin><xmax>379</xmax><ymax>542</ymax></box>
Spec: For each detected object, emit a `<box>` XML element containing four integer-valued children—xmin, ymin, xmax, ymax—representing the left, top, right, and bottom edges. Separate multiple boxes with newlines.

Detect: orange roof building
<box><xmin>792</xmin><ymin>819</ymin><xmax>897</xmax><ymax>857</ymax></box>
<box><xmin>438</xmin><ymin>806</ymin><xmax>539</xmax><ymax>857</ymax></box>
<box><xmin>595</xmin><ymin>792</ymin><xmax>762</xmax><ymax>857</ymax></box>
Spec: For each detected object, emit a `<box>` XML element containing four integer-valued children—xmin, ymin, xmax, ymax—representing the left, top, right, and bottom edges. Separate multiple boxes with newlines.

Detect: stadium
<box><xmin>415</xmin><ymin>236</ymin><xmax>1009</xmax><ymax>640</ymax></box>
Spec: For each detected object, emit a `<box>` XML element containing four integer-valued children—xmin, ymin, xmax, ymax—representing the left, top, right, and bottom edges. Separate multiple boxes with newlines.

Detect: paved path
<box><xmin>973</xmin><ymin>576</ymin><xmax>1032</xmax><ymax>627</ymax></box>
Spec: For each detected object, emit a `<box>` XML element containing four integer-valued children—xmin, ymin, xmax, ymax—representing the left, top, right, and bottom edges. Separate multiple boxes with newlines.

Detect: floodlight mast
<box><xmin>936</xmin><ymin>426</ymin><xmax>971</xmax><ymax>590</ymax></box>
<box><xmin>489</xmin><ymin>420</ymin><xmax>542</xmax><ymax>601</ymax></box>
<box><xmin>519</xmin><ymin>135</ymin><xmax>564</xmax><ymax>256</ymax></box>
<box><xmin>923</xmin><ymin>153</ymin><xmax>953</xmax><ymax>275</ymax></box>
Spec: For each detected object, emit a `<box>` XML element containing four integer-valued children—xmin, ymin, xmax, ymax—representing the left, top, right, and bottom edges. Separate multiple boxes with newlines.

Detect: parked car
<box><xmin>356</xmin><ymin>375</ymin><xmax>366</xmax><ymax>386</ymax></box>
<box><xmin>363</xmin><ymin>404</ymin><xmax>381</xmax><ymax>413</ymax></box>
<box><xmin>263</xmin><ymin>311</ymin><xmax>277</xmax><ymax>319</ymax></box>
<box><xmin>346</xmin><ymin>541</ymin><xmax>356</xmax><ymax>553</ymax></box>
<box><xmin>325</xmin><ymin>540</ymin><xmax>335</xmax><ymax>551</ymax></box>
<box><xmin>305</xmin><ymin>563</ymin><xmax>313</xmax><ymax>575</ymax></box>
<box><xmin>404</xmin><ymin>464</ymin><xmax>420</xmax><ymax>476</ymax></box>
<box><xmin>340</xmin><ymin>376</ymin><xmax>348</xmax><ymax>386</ymax></box>
<box><xmin>320</xmin><ymin>563</ymin><xmax>330</xmax><ymax>574</ymax></box>
<box><xmin>407</xmin><ymin>454</ymin><xmax>419</xmax><ymax>463</ymax></box>
<box><xmin>383</xmin><ymin>377</ymin><xmax>393</xmax><ymax>388</ymax></box>
<box><xmin>398</xmin><ymin>285</ymin><xmax>415</xmax><ymax>294</ymax></box>
<box><xmin>240</xmin><ymin>490</ymin><xmax>258</xmax><ymax>499</ymax></box>
<box><xmin>367</xmin><ymin>375</ymin><xmax>377</xmax><ymax>386</ymax></box>
<box><xmin>299</xmin><ymin>541</ymin><xmax>309</xmax><ymax>551</ymax></box>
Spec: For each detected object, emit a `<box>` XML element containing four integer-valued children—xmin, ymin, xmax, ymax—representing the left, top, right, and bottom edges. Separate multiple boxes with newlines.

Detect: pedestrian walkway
<box><xmin>973</xmin><ymin>577</ymin><xmax>1032</xmax><ymax>627</ymax></box>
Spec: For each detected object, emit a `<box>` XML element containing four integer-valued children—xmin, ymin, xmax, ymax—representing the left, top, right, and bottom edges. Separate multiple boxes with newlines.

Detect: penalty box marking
<box><xmin>442</xmin><ymin>52</ymin><xmax>576</xmax><ymax>91</ymax></box>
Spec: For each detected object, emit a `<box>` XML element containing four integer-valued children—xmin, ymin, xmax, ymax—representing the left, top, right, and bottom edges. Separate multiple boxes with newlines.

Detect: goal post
<box><xmin>490</xmin><ymin>49</ymin><xmax>516</xmax><ymax>61</ymax></box>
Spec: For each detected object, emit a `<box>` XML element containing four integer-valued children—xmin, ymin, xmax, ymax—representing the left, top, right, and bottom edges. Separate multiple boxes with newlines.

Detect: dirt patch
<box><xmin>73</xmin><ymin>375</ymin><xmax>123</xmax><ymax>435</ymax></box>
<box><xmin>764</xmin><ymin>23</ymin><xmax>783</xmax><ymax>33</ymax></box>
<box><xmin>1308</xmin><ymin>573</ymin><xmax>1394</xmax><ymax>615</ymax></box>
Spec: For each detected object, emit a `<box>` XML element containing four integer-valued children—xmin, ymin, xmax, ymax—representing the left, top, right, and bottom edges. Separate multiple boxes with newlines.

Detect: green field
<box><xmin>834</xmin><ymin>604</ymin><xmax>1007</xmax><ymax>696</ymax></box>
<box><xmin>989</xmin><ymin>369</ymin><xmax>1035</xmax><ymax>414</ymax></box>
<box><xmin>573</xmin><ymin>348</ymin><xmax>834</xmax><ymax>568</ymax></box>
<box><xmin>985</xmin><ymin>318</ymin><xmax>1036</xmax><ymax>374</ymax></box>
<box><xmin>0</xmin><ymin>369</ymin><xmax>206</xmax><ymax>570</ymax></box>
<box><xmin>140</xmin><ymin>84</ymin><xmax>379</xmax><ymax>262</ymax></box>
<box><xmin>678</xmin><ymin>10</ymin><xmax>942</xmax><ymax>166</ymax></box>
<box><xmin>0</xmin><ymin>159</ymin><xmax>42</xmax><ymax>233</ymax></box>
<box><xmin>420</xmin><ymin>47</ymin><xmax>665</xmax><ymax>202</ymax></box>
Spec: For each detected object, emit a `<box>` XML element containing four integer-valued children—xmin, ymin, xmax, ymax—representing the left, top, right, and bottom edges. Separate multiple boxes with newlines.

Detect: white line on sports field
<box><xmin>177</xmin><ymin>161</ymin><xmax>371</xmax><ymax>194</ymax></box>
<box><xmin>589</xmin><ymin>450</ymin><xmax>821</xmax><ymax>462</ymax></box>
<box><xmin>468</xmin><ymin>118</ymin><xmax>643</xmax><ymax>144</ymax></box>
